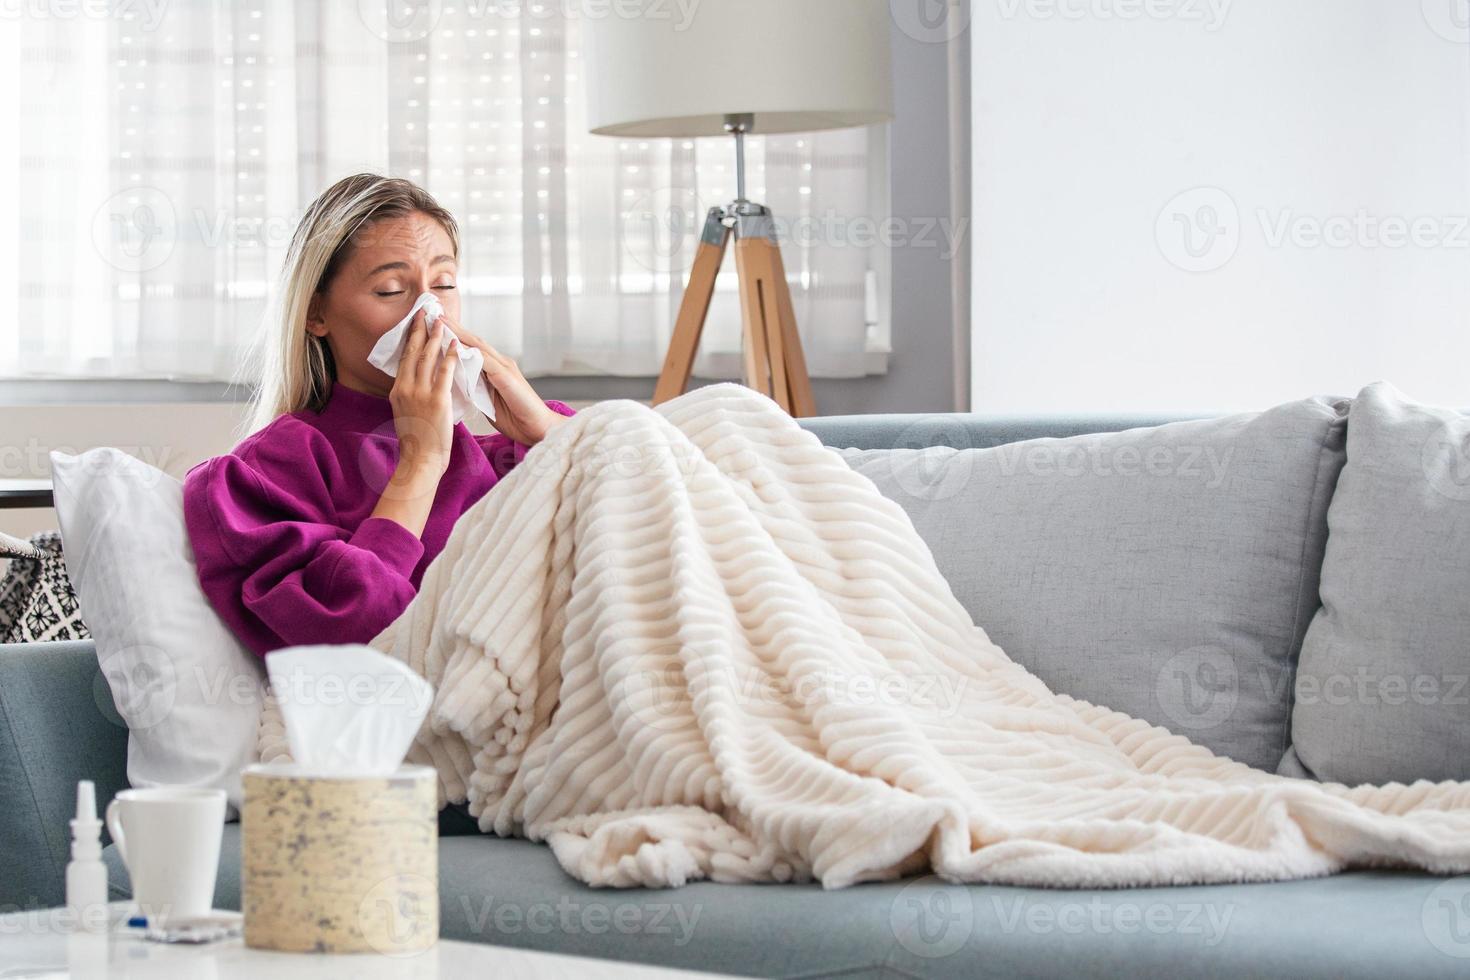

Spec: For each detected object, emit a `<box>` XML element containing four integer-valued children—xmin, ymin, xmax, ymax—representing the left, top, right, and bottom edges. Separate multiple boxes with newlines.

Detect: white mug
<box><xmin>104</xmin><ymin>787</ymin><xmax>226</xmax><ymax>922</ymax></box>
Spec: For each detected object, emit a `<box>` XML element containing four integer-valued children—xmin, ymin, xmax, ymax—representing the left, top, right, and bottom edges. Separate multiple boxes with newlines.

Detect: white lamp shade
<box><xmin>582</xmin><ymin>0</ymin><xmax>893</xmax><ymax>138</ymax></box>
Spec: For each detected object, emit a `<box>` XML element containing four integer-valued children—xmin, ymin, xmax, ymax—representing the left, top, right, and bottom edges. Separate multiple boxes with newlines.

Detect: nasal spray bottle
<box><xmin>66</xmin><ymin>780</ymin><xmax>109</xmax><ymax>933</ymax></box>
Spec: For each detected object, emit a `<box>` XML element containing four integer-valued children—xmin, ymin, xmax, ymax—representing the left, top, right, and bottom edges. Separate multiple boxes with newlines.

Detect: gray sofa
<box><xmin>3</xmin><ymin>403</ymin><xmax>1468</xmax><ymax>978</ymax></box>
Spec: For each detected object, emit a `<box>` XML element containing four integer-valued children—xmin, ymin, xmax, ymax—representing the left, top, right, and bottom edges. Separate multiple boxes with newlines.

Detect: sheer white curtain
<box><xmin>0</xmin><ymin>0</ymin><xmax>889</xmax><ymax>383</ymax></box>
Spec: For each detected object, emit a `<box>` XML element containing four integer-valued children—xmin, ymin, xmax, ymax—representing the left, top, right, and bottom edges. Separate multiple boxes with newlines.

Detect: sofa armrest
<box><xmin>0</xmin><ymin>640</ymin><xmax>129</xmax><ymax>910</ymax></box>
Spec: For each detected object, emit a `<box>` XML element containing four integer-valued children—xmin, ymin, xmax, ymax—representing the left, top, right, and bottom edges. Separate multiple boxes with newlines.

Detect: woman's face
<box><xmin>306</xmin><ymin>210</ymin><xmax>461</xmax><ymax>398</ymax></box>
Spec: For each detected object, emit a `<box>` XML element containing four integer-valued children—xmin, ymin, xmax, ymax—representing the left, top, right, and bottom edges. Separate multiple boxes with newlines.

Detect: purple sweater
<box><xmin>183</xmin><ymin>381</ymin><xmax>576</xmax><ymax>658</ymax></box>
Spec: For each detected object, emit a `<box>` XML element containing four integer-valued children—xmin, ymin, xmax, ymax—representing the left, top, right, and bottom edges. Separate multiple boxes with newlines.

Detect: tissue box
<box><xmin>241</xmin><ymin>762</ymin><xmax>438</xmax><ymax>954</ymax></box>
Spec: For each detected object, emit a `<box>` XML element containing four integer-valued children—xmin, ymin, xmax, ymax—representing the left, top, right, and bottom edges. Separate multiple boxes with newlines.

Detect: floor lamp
<box><xmin>581</xmin><ymin>0</ymin><xmax>893</xmax><ymax>417</ymax></box>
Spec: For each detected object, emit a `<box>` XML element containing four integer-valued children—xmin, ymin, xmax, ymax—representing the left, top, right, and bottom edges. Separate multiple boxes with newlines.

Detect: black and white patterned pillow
<box><xmin>0</xmin><ymin>530</ymin><xmax>90</xmax><ymax>643</ymax></box>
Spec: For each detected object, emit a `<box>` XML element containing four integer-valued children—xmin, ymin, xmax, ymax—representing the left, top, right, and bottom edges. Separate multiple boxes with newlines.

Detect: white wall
<box><xmin>971</xmin><ymin>0</ymin><xmax>1470</xmax><ymax>414</ymax></box>
<box><xmin>0</xmin><ymin>403</ymin><xmax>249</xmax><ymax>542</ymax></box>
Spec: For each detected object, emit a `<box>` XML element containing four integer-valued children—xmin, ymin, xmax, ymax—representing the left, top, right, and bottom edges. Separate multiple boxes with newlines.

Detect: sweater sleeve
<box><xmin>182</xmin><ymin>431</ymin><xmax>425</xmax><ymax>659</ymax></box>
<box><xmin>478</xmin><ymin>398</ymin><xmax>578</xmax><ymax>482</ymax></box>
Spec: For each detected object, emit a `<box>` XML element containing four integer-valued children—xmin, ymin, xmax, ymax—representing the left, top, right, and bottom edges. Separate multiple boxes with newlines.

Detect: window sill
<box><xmin>0</xmin><ymin>347</ymin><xmax>892</xmax><ymax>405</ymax></box>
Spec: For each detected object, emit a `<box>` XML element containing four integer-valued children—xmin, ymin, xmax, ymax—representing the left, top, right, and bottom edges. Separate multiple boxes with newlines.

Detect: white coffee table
<box><xmin>0</xmin><ymin>904</ymin><xmax>721</xmax><ymax>979</ymax></box>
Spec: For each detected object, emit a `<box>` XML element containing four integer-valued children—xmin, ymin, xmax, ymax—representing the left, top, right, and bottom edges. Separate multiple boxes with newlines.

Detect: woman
<box><xmin>183</xmin><ymin>174</ymin><xmax>576</xmax><ymax>658</ymax></box>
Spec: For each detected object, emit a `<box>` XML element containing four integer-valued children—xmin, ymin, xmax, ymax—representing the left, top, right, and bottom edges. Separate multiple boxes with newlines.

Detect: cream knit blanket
<box><xmin>259</xmin><ymin>382</ymin><xmax>1470</xmax><ymax>889</ymax></box>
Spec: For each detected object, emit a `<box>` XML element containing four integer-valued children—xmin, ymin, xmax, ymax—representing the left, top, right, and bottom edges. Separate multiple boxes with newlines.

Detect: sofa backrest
<box><xmin>798</xmin><ymin>413</ymin><xmax>1191</xmax><ymax>454</ymax></box>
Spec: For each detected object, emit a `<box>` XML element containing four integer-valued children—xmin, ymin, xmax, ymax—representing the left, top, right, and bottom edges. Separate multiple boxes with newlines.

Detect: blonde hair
<box><xmin>240</xmin><ymin>174</ymin><xmax>459</xmax><ymax>434</ymax></box>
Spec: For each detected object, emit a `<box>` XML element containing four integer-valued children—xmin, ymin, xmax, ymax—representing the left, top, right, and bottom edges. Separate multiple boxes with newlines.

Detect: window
<box><xmin>0</xmin><ymin>3</ymin><xmax>890</xmax><ymax>385</ymax></box>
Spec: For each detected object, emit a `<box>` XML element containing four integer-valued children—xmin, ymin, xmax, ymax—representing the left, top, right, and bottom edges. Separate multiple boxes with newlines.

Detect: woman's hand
<box><xmin>388</xmin><ymin>308</ymin><xmax>460</xmax><ymax>480</ymax></box>
<box><xmin>436</xmin><ymin>311</ymin><xmax>566</xmax><ymax>445</ymax></box>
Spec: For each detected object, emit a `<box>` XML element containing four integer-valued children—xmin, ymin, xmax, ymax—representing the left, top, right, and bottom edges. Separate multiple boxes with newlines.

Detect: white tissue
<box><xmin>366</xmin><ymin>291</ymin><xmax>497</xmax><ymax>423</ymax></box>
<box><xmin>266</xmin><ymin>645</ymin><xmax>433</xmax><ymax>777</ymax></box>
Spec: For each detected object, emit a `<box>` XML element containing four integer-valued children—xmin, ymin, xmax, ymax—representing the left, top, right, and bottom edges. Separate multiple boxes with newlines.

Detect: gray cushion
<box><xmin>106</xmin><ymin>825</ymin><xmax>1470</xmax><ymax>979</ymax></box>
<box><xmin>837</xmin><ymin>398</ymin><xmax>1348</xmax><ymax>771</ymax></box>
<box><xmin>1282</xmin><ymin>383</ymin><xmax>1470</xmax><ymax>785</ymax></box>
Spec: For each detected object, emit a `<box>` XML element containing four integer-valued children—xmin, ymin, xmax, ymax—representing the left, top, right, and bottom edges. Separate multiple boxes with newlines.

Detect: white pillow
<box><xmin>50</xmin><ymin>448</ymin><xmax>264</xmax><ymax>813</ymax></box>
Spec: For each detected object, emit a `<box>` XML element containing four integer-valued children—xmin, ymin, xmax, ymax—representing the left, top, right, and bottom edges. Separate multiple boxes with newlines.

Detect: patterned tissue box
<box><xmin>241</xmin><ymin>762</ymin><xmax>438</xmax><ymax>954</ymax></box>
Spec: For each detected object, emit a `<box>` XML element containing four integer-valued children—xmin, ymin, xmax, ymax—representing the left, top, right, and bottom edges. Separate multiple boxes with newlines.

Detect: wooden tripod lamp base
<box><xmin>652</xmin><ymin>204</ymin><xmax>817</xmax><ymax>418</ymax></box>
